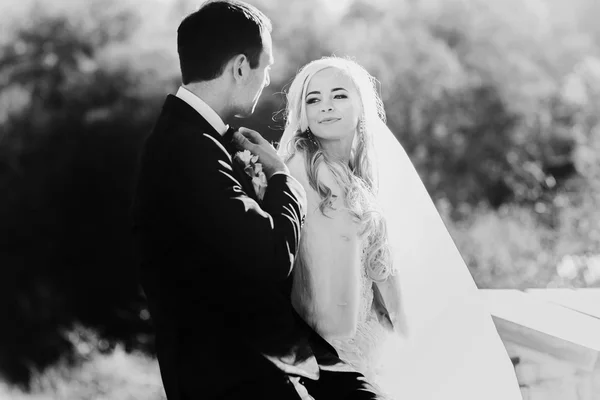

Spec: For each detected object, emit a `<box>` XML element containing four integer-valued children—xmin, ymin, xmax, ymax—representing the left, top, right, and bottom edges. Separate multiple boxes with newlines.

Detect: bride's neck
<box><xmin>320</xmin><ymin>139</ymin><xmax>353</xmax><ymax>166</ymax></box>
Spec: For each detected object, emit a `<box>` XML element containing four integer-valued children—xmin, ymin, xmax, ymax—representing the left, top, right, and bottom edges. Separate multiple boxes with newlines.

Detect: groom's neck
<box><xmin>183</xmin><ymin>81</ymin><xmax>233</xmax><ymax>122</ymax></box>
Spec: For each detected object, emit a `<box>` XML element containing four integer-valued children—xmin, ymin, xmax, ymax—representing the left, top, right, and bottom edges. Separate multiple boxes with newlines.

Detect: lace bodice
<box><xmin>327</xmin><ymin>251</ymin><xmax>388</xmax><ymax>382</ymax></box>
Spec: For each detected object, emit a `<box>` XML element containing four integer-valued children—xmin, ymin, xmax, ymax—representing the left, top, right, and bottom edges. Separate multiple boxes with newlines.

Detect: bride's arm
<box><xmin>374</xmin><ymin>272</ymin><xmax>409</xmax><ymax>337</ymax></box>
<box><xmin>287</xmin><ymin>153</ymin><xmax>362</xmax><ymax>340</ymax></box>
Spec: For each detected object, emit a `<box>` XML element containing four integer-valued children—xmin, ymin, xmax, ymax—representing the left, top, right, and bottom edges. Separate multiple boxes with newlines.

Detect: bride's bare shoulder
<box><xmin>286</xmin><ymin>151</ymin><xmax>341</xmax><ymax>196</ymax></box>
<box><xmin>285</xmin><ymin>151</ymin><xmax>309</xmax><ymax>182</ymax></box>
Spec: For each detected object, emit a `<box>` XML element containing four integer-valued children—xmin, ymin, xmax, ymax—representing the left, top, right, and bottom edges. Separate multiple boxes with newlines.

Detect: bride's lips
<box><xmin>319</xmin><ymin>117</ymin><xmax>341</xmax><ymax>124</ymax></box>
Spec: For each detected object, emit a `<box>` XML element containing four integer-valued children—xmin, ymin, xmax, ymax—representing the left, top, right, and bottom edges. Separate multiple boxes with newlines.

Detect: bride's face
<box><xmin>304</xmin><ymin>67</ymin><xmax>362</xmax><ymax>145</ymax></box>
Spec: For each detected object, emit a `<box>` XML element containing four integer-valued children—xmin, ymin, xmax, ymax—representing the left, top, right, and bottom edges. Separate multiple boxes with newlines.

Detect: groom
<box><xmin>131</xmin><ymin>1</ymin><xmax>385</xmax><ymax>399</ymax></box>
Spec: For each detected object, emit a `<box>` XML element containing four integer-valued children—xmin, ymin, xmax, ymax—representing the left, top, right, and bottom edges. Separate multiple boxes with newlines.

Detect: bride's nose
<box><xmin>320</xmin><ymin>100</ymin><xmax>334</xmax><ymax>112</ymax></box>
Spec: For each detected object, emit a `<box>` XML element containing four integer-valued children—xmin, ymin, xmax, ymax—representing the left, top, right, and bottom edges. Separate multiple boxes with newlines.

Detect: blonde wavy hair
<box><xmin>280</xmin><ymin>56</ymin><xmax>393</xmax><ymax>282</ymax></box>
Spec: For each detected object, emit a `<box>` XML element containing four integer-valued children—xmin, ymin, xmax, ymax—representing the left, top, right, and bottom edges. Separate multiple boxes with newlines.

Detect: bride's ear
<box><xmin>231</xmin><ymin>54</ymin><xmax>249</xmax><ymax>83</ymax></box>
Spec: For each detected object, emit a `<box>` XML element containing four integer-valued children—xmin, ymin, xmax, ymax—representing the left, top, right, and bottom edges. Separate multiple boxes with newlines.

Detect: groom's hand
<box><xmin>233</xmin><ymin>127</ymin><xmax>289</xmax><ymax>179</ymax></box>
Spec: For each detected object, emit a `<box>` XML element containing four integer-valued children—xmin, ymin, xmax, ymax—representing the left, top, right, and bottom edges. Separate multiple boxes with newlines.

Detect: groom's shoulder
<box><xmin>150</xmin><ymin>98</ymin><xmax>218</xmax><ymax>145</ymax></box>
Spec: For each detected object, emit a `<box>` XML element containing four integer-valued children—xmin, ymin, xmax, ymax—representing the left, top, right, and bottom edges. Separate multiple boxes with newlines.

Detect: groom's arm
<box><xmin>173</xmin><ymin>128</ymin><xmax>306</xmax><ymax>283</ymax></box>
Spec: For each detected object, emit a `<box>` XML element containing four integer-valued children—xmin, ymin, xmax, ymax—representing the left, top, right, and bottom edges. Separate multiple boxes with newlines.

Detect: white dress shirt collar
<box><xmin>175</xmin><ymin>86</ymin><xmax>229</xmax><ymax>136</ymax></box>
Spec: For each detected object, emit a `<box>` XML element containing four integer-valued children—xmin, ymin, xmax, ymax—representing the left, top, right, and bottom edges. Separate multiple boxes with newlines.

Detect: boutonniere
<box><xmin>234</xmin><ymin>150</ymin><xmax>268</xmax><ymax>200</ymax></box>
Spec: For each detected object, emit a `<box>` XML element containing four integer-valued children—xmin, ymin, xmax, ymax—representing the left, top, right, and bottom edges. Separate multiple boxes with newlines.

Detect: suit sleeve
<box><xmin>172</xmin><ymin>130</ymin><xmax>307</xmax><ymax>283</ymax></box>
<box><xmin>287</xmin><ymin>153</ymin><xmax>362</xmax><ymax>339</ymax></box>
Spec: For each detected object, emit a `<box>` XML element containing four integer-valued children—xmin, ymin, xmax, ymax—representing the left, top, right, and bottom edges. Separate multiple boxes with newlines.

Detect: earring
<box><xmin>306</xmin><ymin>127</ymin><xmax>319</xmax><ymax>147</ymax></box>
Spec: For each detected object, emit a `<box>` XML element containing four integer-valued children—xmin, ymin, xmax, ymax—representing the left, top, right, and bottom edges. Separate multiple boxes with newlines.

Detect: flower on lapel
<box><xmin>233</xmin><ymin>150</ymin><xmax>268</xmax><ymax>200</ymax></box>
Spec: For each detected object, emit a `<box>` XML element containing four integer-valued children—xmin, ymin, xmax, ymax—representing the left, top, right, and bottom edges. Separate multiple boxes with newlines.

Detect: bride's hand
<box><xmin>233</xmin><ymin>127</ymin><xmax>289</xmax><ymax>179</ymax></box>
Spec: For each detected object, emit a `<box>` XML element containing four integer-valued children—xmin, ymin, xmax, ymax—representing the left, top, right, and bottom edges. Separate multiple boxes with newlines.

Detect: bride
<box><xmin>277</xmin><ymin>56</ymin><xmax>522</xmax><ymax>399</ymax></box>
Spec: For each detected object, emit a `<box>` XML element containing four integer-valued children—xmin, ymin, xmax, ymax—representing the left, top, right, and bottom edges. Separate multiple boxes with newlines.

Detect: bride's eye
<box><xmin>334</xmin><ymin>94</ymin><xmax>348</xmax><ymax>99</ymax></box>
<box><xmin>306</xmin><ymin>97</ymin><xmax>319</xmax><ymax>104</ymax></box>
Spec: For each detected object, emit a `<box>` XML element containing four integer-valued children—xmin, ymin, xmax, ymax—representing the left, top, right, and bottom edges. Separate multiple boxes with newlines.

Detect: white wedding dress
<box><xmin>285</xmin><ymin>152</ymin><xmax>401</xmax><ymax>397</ymax></box>
<box><xmin>281</xmin><ymin>120</ymin><xmax>522</xmax><ymax>400</ymax></box>
<box><xmin>328</xmin><ymin>249</ymin><xmax>388</xmax><ymax>384</ymax></box>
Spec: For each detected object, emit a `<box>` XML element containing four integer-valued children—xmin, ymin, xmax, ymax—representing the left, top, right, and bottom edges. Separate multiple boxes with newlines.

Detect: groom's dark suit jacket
<box><xmin>131</xmin><ymin>95</ymin><xmax>336</xmax><ymax>399</ymax></box>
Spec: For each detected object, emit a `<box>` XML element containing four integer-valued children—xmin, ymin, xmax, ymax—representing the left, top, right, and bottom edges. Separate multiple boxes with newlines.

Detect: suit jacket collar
<box><xmin>163</xmin><ymin>95</ymin><xmax>260</xmax><ymax>202</ymax></box>
<box><xmin>164</xmin><ymin>95</ymin><xmax>222</xmax><ymax>142</ymax></box>
<box><xmin>175</xmin><ymin>86</ymin><xmax>228</xmax><ymax>136</ymax></box>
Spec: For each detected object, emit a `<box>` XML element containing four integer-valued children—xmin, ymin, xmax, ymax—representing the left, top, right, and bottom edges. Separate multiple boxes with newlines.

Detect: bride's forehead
<box><xmin>306</xmin><ymin>67</ymin><xmax>355</xmax><ymax>90</ymax></box>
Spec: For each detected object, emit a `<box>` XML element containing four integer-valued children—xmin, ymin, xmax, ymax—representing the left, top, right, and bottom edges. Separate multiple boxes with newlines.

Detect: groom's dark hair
<box><xmin>177</xmin><ymin>0</ymin><xmax>272</xmax><ymax>84</ymax></box>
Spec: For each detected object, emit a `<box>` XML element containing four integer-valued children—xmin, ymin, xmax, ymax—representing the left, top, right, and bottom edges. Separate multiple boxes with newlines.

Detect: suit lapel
<box><xmin>164</xmin><ymin>95</ymin><xmax>260</xmax><ymax>202</ymax></box>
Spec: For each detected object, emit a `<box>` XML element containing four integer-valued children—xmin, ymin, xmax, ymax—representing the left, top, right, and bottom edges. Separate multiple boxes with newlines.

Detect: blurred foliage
<box><xmin>0</xmin><ymin>336</ymin><xmax>166</xmax><ymax>400</ymax></box>
<box><xmin>2</xmin><ymin>0</ymin><xmax>600</xmax><ymax>389</ymax></box>
<box><xmin>0</xmin><ymin>0</ymin><xmax>170</xmax><ymax>388</ymax></box>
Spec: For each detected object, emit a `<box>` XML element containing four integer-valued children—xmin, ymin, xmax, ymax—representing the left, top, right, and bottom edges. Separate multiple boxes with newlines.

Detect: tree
<box><xmin>0</xmin><ymin>1</ymin><xmax>165</xmax><ymax>387</ymax></box>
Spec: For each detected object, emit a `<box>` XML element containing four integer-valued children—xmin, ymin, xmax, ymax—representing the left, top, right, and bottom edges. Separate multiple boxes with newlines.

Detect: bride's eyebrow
<box><xmin>305</xmin><ymin>87</ymin><xmax>347</xmax><ymax>98</ymax></box>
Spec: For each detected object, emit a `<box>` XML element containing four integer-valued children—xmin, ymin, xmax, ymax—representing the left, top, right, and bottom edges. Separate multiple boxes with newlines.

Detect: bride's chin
<box><xmin>315</xmin><ymin>126</ymin><xmax>354</xmax><ymax>139</ymax></box>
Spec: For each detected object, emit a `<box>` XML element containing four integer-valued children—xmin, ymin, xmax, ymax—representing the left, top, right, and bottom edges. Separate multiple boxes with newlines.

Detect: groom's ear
<box><xmin>231</xmin><ymin>54</ymin><xmax>249</xmax><ymax>83</ymax></box>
